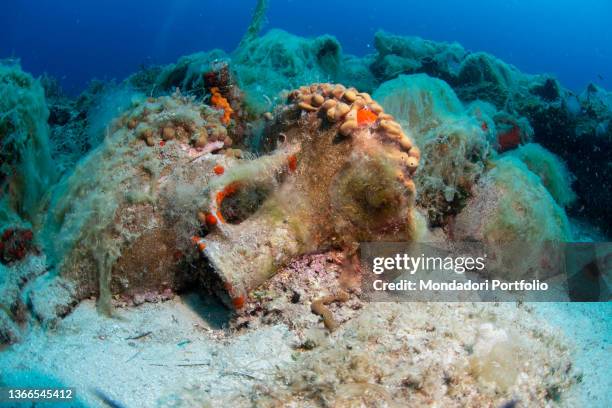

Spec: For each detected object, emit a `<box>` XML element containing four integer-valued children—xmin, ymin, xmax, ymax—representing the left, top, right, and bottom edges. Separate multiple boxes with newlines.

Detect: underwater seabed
<box><xmin>1</xmin><ymin>1</ymin><xmax>611</xmax><ymax>406</ymax></box>
<box><xmin>0</xmin><ymin>272</ymin><xmax>610</xmax><ymax>407</ymax></box>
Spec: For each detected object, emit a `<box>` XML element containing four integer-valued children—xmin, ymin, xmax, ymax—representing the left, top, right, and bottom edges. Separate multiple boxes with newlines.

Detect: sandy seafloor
<box><xmin>532</xmin><ymin>302</ymin><xmax>611</xmax><ymax>406</ymax></box>
<box><xmin>0</xmin><ymin>295</ymin><xmax>609</xmax><ymax>408</ymax></box>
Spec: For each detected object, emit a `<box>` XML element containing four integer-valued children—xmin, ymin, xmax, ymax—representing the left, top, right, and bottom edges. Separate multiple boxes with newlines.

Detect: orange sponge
<box><xmin>357</xmin><ymin>107</ymin><xmax>378</xmax><ymax>126</ymax></box>
<box><xmin>210</xmin><ymin>87</ymin><xmax>233</xmax><ymax>125</ymax></box>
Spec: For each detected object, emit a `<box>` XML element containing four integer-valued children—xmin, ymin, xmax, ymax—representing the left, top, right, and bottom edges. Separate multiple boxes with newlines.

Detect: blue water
<box><xmin>1</xmin><ymin>0</ymin><xmax>611</xmax><ymax>94</ymax></box>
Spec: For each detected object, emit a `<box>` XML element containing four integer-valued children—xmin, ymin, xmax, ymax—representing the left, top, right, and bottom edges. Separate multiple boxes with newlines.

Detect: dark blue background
<box><xmin>1</xmin><ymin>0</ymin><xmax>610</xmax><ymax>94</ymax></box>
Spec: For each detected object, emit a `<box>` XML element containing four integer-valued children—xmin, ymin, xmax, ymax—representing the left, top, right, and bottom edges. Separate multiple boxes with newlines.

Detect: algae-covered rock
<box><xmin>337</xmin><ymin>54</ymin><xmax>378</xmax><ymax>94</ymax></box>
<box><xmin>371</xmin><ymin>31</ymin><xmax>466</xmax><ymax>84</ymax></box>
<box><xmin>0</xmin><ymin>61</ymin><xmax>57</xmax><ymax>225</ymax></box>
<box><xmin>374</xmin><ymin>74</ymin><xmax>492</xmax><ymax>225</ymax></box>
<box><xmin>504</xmin><ymin>143</ymin><xmax>576</xmax><ymax>208</ymax></box>
<box><xmin>453</xmin><ymin>156</ymin><xmax>571</xmax><ymax>279</ymax></box>
<box><xmin>233</xmin><ymin>29</ymin><xmax>343</xmax><ymax>111</ymax></box>
<box><xmin>454</xmin><ymin>52</ymin><xmax>520</xmax><ymax>107</ymax></box>
<box><xmin>155</xmin><ymin>49</ymin><xmax>229</xmax><ymax>95</ymax></box>
<box><xmin>455</xmin><ymin>156</ymin><xmax>572</xmax><ymax>242</ymax></box>
<box><xmin>536</xmin><ymin>83</ymin><xmax>612</xmax><ymax>235</ymax></box>
<box><xmin>374</xmin><ymin>73</ymin><xmax>465</xmax><ymax>127</ymax></box>
<box><xmin>369</xmin><ymin>32</ymin><xmax>609</xmax><ymax>233</ymax></box>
